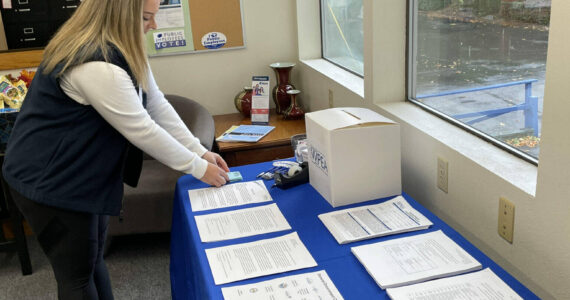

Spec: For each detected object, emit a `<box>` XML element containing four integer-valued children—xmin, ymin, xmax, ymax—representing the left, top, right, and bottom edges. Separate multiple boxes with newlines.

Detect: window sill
<box><xmin>376</xmin><ymin>101</ymin><xmax>538</xmax><ymax>197</ymax></box>
<box><xmin>300</xmin><ymin>58</ymin><xmax>364</xmax><ymax>98</ymax></box>
<box><xmin>299</xmin><ymin>58</ymin><xmax>536</xmax><ymax>196</ymax></box>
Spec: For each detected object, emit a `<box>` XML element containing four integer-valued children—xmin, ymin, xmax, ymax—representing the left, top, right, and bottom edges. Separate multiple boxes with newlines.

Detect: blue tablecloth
<box><xmin>170</xmin><ymin>160</ymin><xmax>538</xmax><ymax>300</ymax></box>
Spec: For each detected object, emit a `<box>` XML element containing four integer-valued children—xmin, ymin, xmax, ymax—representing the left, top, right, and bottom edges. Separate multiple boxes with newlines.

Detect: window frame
<box><xmin>319</xmin><ymin>0</ymin><xmax>364</xmax><ymax>78</ymax></box>
<box><xmin>406</xmin><ymin>0</ymin><xmax>539</xmax><ymax>165</ymax></box>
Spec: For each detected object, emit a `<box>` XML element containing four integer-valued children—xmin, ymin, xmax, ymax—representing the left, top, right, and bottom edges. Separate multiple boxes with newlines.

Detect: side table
<box><xmin>213</xmin><ymin>111</ymin><xmax>306</xmax><ymax>167</ymax></box>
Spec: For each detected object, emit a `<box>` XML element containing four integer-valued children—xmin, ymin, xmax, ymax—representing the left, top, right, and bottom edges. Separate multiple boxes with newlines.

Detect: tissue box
<box><xmin>305</xmin><ymin>107</ymin><xmax>401</xmax><ymax>207</ymax></box>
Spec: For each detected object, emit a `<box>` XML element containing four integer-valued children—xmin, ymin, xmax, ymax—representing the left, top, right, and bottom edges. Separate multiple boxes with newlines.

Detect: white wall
<box><xmin>148</xmin><ymin>0</ymin><xmax>298</xmax><ymax>116</ymax></box>
<box><xmin>295</xmin><ymin>0</ymin><xmax>570</xmax><ymax>299</ymax></box>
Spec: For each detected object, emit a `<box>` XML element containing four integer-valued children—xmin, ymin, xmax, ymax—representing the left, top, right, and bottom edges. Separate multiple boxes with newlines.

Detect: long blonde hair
<box><xmin>42</xmin><ymin>0</ymin><xmax>149</xmax><ymax>90</ymax></box>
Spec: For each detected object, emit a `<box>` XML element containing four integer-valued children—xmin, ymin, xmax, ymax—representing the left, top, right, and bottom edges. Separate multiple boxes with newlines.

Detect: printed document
<box><xmin>386</xmin><ymin>268</ymin><xmax>522</xmax><ymax>300</ymax></box>
<box><xmin>189</xmin><ymin>180</ymin><xmax>272</xmax><ymax>212</ymax></box>
<box><xmin>155</xmin><ymin>4</ymin><xmax>184</xmax><ymax>29</ymax></box>
<box><xmin>205</xmin><ymin>232</ymin><xmax>317</xmax><ymax>285</ymax></box>
<box><xmin>221</xmin><ymin>270</ymin><xmax>344</xmax><ymax>300</ymax></box>
<box><xmin>318</xmin><ymin>196</ymin><xmax>433</xmax><ymax>244</ymax></box>
<box><xmin>195</xmin><ymin>203</ymin><xmax>291</xmax><ymax>243</ymax></box>
<box><xmin>216</xmin><ymin>125</ymin><xmax>275</xmax><ymax>143</ymax></box>
<box><xmin>351</xmin><ymin>230</ymin><xmax>482</xmax><ymax>289</ymax></box>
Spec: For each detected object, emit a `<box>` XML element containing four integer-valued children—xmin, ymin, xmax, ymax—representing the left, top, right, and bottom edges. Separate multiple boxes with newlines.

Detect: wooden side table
<box><xmin>213</xmin><ymin>112</ymin><xmax>306</xmax><ymax>167</ymax></box>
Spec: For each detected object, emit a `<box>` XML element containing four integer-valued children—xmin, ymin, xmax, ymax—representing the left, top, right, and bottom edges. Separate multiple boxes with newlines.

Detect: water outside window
<box><xmin>411</xmin><ymin>0</ymin><xmax>550</xmax><ymax>161</ymax></box>
<box><xmin>321</xmin><ymin>0</ymin><xmax>364</xmax><ymax>76</ymax></box>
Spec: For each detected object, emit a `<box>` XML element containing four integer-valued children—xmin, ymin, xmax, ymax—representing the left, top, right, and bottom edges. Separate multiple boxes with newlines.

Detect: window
<box><xmin>321</xmin><ymin>0</ymin><xmax>364</xmax><ymax>76</ymax></box>
<box><xmin>409</xmin><ymin>0</ymin><xmax>550</xmax><ymax>163</ymax></box>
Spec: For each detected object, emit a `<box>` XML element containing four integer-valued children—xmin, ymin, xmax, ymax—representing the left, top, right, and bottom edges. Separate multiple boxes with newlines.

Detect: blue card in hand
<box><xmin>227</xmin><ymin>171</ymin><xmax>243</xmax><ymax>182</ymax></box>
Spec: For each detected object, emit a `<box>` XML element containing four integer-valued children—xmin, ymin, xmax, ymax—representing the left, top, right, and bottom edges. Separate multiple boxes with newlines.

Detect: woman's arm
<box><xmin>60</xmin><ymin>61</ymin><xmax>209</xmax><ymax>179</ymax></box>
<box><xmin>144</xmin><ymin>68</ymin><xmax>209</xmax><ymax>157</ymax></box>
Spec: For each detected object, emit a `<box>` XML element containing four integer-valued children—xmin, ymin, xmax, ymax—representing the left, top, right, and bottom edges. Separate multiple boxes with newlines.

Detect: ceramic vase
<box><xmin>234</xmin><ymin>86</ymin><xmax>253</xmax><ymax>117</ymax></box>
<box><xmin>283</xmin><ymin>89</ymin><xmax>304</xmax><ymax>120</ymax></box>
<box><xmin>269</xmin><ymin>62</ymin><xmax>296</xmax><ymax>115</ymax></box>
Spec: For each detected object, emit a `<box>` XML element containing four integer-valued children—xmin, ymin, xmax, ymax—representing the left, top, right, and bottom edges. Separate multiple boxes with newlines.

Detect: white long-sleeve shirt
<box><xmin>59</xmin><ymin>61</ymin><xmax>209</xmax><ymax>179</ymax></box>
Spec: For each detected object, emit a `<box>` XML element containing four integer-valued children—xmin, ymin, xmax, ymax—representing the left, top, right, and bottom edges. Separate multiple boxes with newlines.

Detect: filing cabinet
<box><xmin>51</xmin><ymin>0</ymin><xmax>81</xmax><ymax>19</ymax></box>
<box><xmin>1</xmin><ymin>0</ymin><xmax>81</xmax><ymax>49</ymax></box>
<box><xmin>4</xmin><ymin>21</ymin><xmax>58</xmax><ymax>49</ymax></box>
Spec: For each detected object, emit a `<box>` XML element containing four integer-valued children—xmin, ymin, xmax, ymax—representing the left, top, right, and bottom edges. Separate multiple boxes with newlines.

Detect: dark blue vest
<box><xmin>2</xmin><ymin>49</ymin><xmax>142</xmax><ymax>215</ymax></box>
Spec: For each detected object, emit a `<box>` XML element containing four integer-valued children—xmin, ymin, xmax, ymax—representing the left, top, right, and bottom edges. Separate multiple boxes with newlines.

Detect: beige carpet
<box><xmin>0</xmin><ymin>233</ymin><xmax>171</xmax><ymax>300</ymax></box>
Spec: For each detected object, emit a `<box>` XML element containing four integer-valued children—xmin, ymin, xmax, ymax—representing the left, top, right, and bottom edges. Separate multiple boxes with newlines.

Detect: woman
<box><xmin>2</xmin><ymin>0</ymin><xmax>229</xmax><ymax>298</ymax></box>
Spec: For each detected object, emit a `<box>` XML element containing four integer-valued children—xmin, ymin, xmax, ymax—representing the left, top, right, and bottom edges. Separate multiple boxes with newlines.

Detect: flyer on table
<box><xmin>205</xmin><ymin>232</ymin><xmax>317</xmax><ymax>285</ymax></box>
<box><xmin>221</xmin><ymin>270</ymin><xmax>344</xmax><ymax>300</ymax></box>
<box><xmin>194</xmin><ymin>203</ymin><xmax>291</xmax><ymax>243</ymax></box>
<box><xmin>188</xmin><ymin>180</ymin><xmax>272</xmax><ymax>212</ymax></box>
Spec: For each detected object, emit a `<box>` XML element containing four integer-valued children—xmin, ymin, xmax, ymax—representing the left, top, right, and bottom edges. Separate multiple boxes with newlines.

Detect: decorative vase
<box><xmin>283</xmin><ymin>90</ymin><xmax>305</xmax><ymax>120</ymax></box>
<box><xmin>234</xmin><ymin>86</ymin><xmax>253</xmax><ymax>117</ymax></box>
<box><xmin>269</xmin><ymin>62</ymin><xmax>296</xmax><ymax>115</ymax></box>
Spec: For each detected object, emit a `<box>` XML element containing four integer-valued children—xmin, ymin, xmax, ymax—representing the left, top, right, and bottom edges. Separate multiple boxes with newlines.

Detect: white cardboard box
<box><xmin>305</xmin><ymin>107</ymin><xmax>401</xmax><ymax>207</ymax></box>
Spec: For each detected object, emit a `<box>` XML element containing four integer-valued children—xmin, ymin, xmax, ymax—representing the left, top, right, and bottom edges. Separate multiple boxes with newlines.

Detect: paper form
<box><xmin>2</xmin><ymin>0</ymin><xmax>12</xmax><ymax>9</ymax></box>
<box><xmin>205</xmin><ymin>232</ymin><xmax>317</xmax><ymax>285</ymax></box>
<box><xmin>319</xmin><ymin>196</ymin><xmax>433</xmax><ymax>244</ymax></box>
<box><xmin>351</xmin><ymin>230</ymin><xmax>482</xmax><ymax>289</ymax></box>
<box><xmin>195</xmin><ymin>203</ymin><xmax>291</xmax><ymax>243</ymax></box>
<box><xmin>221</xmin><ymin>270</ymin><xmax>344</xmax><ymax>300</ymax></box>
<box><xmin>155</xmin><ymin>4</ymin><xmax>184</xmax><ymax>29</ymax></box>
<box><xmin>189</xmin><ymin>180</ymin><xmax>272</xmax><ymax>212</ymax></box>
<box><xmin>386</xmin><ymin>268</ymin><xmax>522</xmax><ymax>300</ymax></box>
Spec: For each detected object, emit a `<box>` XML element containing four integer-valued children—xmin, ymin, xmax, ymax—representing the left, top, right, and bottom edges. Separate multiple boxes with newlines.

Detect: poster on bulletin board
<box><xmin>146</xmin><ymin>0</ymin><xmax>245</xmax><ymax>56</ymax></box>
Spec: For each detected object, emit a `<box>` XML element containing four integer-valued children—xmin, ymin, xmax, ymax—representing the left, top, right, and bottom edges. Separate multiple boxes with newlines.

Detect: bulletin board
<box><xmin>146</xmin><ymin>0</ymin><xmax>245</xmax><ymax>56</ymax></box>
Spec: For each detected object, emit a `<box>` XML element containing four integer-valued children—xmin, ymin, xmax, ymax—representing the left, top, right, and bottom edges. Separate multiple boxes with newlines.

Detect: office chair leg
<box><xmin>8</xmin><ymin>198</ymin><xmax>32</xmax><ymax>275</ymax></box>
<box><xmin>2</xmin><ymin>174</ymin><xmax>32</xmax><ymax>276</ymax></box>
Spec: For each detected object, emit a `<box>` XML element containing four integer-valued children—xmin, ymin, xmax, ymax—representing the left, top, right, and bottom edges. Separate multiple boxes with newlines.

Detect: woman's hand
<box><xmin>200</xmin><ymin>163</ymin><xmax>229</xmax><ymax>187</ymax></box>
<box><xmin>202</xmin><ymin>151</ymin><xmax>230</xmax><ymax>172</ymax></box>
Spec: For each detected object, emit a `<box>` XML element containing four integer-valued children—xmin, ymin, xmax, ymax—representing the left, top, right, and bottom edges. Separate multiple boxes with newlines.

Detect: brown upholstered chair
<box><xmin>105</xmin><ymin>95</ymin><xmax>214</xmax><ymax>252</ymax></box>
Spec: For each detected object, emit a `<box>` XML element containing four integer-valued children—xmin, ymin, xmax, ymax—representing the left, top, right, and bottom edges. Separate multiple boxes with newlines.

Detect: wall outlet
<box><xmin>328</xmin><ymin>89</ymin><xmax>334</xmax><ymax>108</ymax></box>
<box><xmin>498</xmin><ymin>196</ymin><xmax>515</xmax><ymax>243</ymax></box>
<box><xmin>437</xmin><ymin>156</ymin><xmax>448</xmax><ymax>193</ymax></box>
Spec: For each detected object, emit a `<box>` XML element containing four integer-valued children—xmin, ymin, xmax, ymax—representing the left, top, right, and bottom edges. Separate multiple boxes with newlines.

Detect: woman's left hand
<box><xmin>202</xmin><ymin>151</ymin><xmax>230</xmax><ymax>172</ymax></box>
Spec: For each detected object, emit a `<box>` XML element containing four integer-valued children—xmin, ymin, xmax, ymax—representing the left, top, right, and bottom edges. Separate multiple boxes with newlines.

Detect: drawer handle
<box><xmin>23</xmin><ymin>28</ymin><xmax>34</xmax><ymax>34</ymax></box>
<box><xmin>23</xmin><ymin>38</ymin><xmax>36</xmax><ymax>42</ymax></box>
<box><xmin>16</xmin><ymin>8</ymin><xmax>30</xmax><ymax>12</ymax></box>
<box><xmin>65</xmin><ymin>5</ymin><xmax>78</xmax><ymax>9</ymax></box>
<box><xmin>18</xmin><ymin>0</ymin><xmax>28</xmax><ymax>4</ymax></box>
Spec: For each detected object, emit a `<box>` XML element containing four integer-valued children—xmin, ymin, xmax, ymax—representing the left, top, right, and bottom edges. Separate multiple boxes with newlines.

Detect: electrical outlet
<box><xmin>498</xmin><ymin>197</ymin><xmax>515</xmax><ymax>243</ymax></box>
<box><xmin>437</xmin><ymin>157</ymin><xmax>448</xmax><ymax>193</ymax></box>
<box><xmin>328</xmin><ymin>89</ymin><xmax>334</xmax><ymax>108</ymax></box>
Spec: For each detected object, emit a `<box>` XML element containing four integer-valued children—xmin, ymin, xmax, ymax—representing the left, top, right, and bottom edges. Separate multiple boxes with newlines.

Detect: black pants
<box><xmin>10</xmin><ymin>187</ymin><xmax>114</xmax><ymax>300</ymax></box>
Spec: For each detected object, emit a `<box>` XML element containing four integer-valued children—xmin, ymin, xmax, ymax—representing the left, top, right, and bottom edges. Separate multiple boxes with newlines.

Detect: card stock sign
<box><xmin>154</xmin><ymin>30</ymin><xmax>187</xmax><ymax>50</ymax></box>
<box><xmin>201</xmin><ymin>32</ymin><xmax>227</xmax><ymax>49</ymax></box>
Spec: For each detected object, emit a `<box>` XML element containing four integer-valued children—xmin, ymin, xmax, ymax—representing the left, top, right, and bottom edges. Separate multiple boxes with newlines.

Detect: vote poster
<box><xmin>146</xmin><ymin>0</ymin><xmax>245</xmax><ymax>56</ymax></box>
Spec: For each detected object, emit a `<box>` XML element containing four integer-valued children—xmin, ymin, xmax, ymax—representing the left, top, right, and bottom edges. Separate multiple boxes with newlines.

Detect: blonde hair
<box><xmin>42</xmin><ymin>0</ymin><xmax>149</xmax><ymax>89</ymax></box>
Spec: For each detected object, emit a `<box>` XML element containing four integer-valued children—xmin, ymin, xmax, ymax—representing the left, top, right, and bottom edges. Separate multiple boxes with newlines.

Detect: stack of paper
<box><xmin>318</xmin><ymin>196</ymin><xmax>433</xmax><ymax>244</ymax></box>
<box><xmin>221</xmin><ymin>270</ymin><xmax>344</xmax><ymax>300</ymax></box>
<box><xmin>351</xmin><ymin>230</ymin><xmax>482</xmax><ymax>289</ymax></box>
<box><xmin>195</xmin><ymin>203</ymin><xmax>291</xmax><ymax>242</ymax></box>
<box><xmin>386</xmin><ymin>268</ymin><xmax>522</xmax><ymax>300</ymax></box>
<box><xmin>206</xmin><ymin>232</ymin><xmax>317</xmax><ymax>285</ymax></box>
<box><xmin>188</xmin><ymin>180</ymin><xmax>272</xmax><ymax>212</ymax></box>
<box><xmin>216</xmin><ymin>125</ymin><xmax>275</xmax><ymax>143</ymax></box>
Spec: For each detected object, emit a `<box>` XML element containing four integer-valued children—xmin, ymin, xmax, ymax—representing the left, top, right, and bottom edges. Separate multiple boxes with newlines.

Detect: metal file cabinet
<box><xmin>1</xmin><ymin>0</ymin><xmax>81</xmax><ymax>49</ymax></box>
